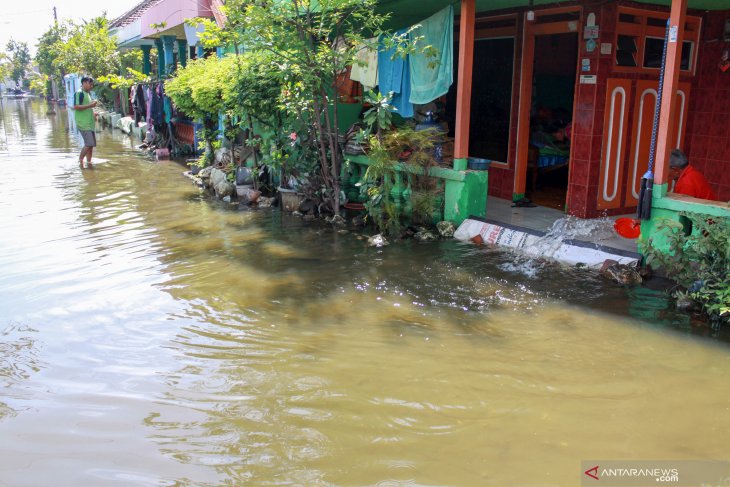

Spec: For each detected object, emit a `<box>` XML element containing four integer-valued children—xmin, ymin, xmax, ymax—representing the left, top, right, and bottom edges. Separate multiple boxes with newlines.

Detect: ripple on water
<box><xmin>0</xmin><ymin>102</ymin><xmax>728</xmax><ymax>487</ymax></box>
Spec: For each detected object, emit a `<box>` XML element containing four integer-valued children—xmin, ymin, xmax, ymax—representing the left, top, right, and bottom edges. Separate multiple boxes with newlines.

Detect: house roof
<box><xmin>110</xmin><ymin>0</ymin><xmax>165</xmax><ymax>28</ymax></box>
<box><xmin>210</xmin><ymin>0</ymin><xmax>228</xmax><ymax>26</ymax></box>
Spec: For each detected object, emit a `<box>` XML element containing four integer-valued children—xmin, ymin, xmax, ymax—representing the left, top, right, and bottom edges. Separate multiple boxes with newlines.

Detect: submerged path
<box><xmin>0</xmin><ymin>100</ymin><xmax>728</xmax><ymax>486</ymax></box>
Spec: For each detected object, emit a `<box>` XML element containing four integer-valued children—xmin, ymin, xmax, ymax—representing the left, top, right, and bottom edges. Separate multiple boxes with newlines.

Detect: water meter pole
<box><xmin>637</xmin><ymin>20</ymin><xmax>670</xmax><ymax>221</ymax></box>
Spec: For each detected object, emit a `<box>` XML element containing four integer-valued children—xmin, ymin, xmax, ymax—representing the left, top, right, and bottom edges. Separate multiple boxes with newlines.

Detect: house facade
<box><xmin>110</xmin><ymin>0</ymin><xmax>217</xmax><ymax>78</ymax></box>
<box><xmin>380</xmin><ymin>0</ymin><xmax>728</xmax><ymax>214</ymax></box>
<box><xmin>107</xmin><ymin>0</ymin><xmax>728</xmax><ymax>246</ymax></box>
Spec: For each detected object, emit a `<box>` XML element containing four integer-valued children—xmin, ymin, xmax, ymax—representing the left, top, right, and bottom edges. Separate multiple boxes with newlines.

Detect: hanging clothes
<box><xmin>130</xmin><ymin>84</ymin><xmax>137</xmax><ymax>122</ymax></box>
<box><xmin>408</xmin><ymin>5</ymin><xmax>454</xmax><ymax>105</ymax></box>
<box><xmin>149</xmin><ymin>83</ymin><xmax>164</xmax><ymax>127</ymax></box>
<box><xmin>145</xmin><ymin>86</ymin><xmax>153</xmax><ymax>125</ymax></box>
<box><xmin>133</xmin><ymin>84</ymin><xmax>147</xmax><ymax>124</ymax></box>
<box><xmin>378</xmin><ymin>30</ymin><xmax>414</xmax><ymax>118</ymax></box>
<box><xmin>163</xmin><ymin>93</ymin><xmax>172</xmax><ymax>124</ymax></box>
<box><xmin>350</xmin><ymin>37</ymin><xmax>379</xmax><ymax>91</ymax></box>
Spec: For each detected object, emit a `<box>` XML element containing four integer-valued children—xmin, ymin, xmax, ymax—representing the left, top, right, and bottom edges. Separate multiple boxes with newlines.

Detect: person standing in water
<box><xmin>73</xmin><ymin>77</ymin><xmax>98</xmax><ymax>169</ymax></box>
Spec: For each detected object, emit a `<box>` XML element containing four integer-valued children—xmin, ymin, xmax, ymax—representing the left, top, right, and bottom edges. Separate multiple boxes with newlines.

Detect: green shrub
<box><xmin>360</xmin><ymin>127</ymin><xmax>443</xmax><ymax>236</ymax></box>
<box><xmin>640</xmin><ymin>213</ymin><xmax>730</xmax><ymax>326</ymax></box>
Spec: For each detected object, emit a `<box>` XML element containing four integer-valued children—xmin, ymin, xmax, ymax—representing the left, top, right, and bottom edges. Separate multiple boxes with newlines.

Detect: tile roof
<box><xmin>110</xmin><ymin>0</ymin><xmax>165</xmax><ymax>28</ymax></box>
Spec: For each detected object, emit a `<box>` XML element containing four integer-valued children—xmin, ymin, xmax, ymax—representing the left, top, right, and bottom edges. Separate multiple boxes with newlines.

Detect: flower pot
<box><xmin>279</xmin><ymin>187</ymin><xmax>305</xmax><ymax>212</ymax></box>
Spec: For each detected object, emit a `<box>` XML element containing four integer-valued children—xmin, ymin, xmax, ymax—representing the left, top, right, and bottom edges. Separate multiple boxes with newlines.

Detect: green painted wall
<box><xmin>444</xmin><ymin>171</ymin><xmax>488</xmax><ymax>224</ymax></box>
<box><xmin>333</xmin><ymin>103</ymin><xmax>363</xmax><ymax>132</ymax></box>
<box><xmin>639</xmin><ymin>183</ymin><xmax>730</xmax><ymax>255</ymax></box>
<box><xmin>348</xmin><ymin>155</ymin><xmax>488</xmax><ymax>224</ymax></box>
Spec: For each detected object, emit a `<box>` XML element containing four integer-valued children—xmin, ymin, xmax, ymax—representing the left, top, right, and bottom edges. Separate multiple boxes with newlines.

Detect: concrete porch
<box><xmin>486</xmin><ymin>196</ymin><xmax>639</xmax><ymax>254</ymax></box>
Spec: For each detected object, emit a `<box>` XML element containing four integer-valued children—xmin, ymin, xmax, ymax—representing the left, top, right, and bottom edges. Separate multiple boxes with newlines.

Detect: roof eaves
<box><xmin>110</xmin><ymin>0</ymin><xmax>165</xmax><ymax>28</ymax></box>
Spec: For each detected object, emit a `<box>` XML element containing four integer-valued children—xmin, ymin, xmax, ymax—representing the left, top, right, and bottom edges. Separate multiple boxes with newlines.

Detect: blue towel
<box><xmin>378</xmin><ymin>31</ymin><xmax>414</xmax><ymax>118</ymax></box>
<box><xmin>408</xmin><ymin>5</ymin><xmax>453</xmax><ymax>105</ymax></box>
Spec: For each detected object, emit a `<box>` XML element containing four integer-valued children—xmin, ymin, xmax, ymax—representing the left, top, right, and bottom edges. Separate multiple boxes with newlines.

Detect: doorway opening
<box><xmin>445</xmin><ymin>15</ymin><xmax>517</xmax><ymax>166</ymax></box>
<box><xmin>525</xmin><ymin>32</ymin><xmax>578</xmax><ymax>210</ymax></box>
<box><xmin>467</xmin><ymin>37</ymin><xmax>514</xmax><ymax>163</ymax></box>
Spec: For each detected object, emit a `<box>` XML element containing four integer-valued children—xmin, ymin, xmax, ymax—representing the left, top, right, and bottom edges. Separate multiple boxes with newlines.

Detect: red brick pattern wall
<box><xmin>484</xmin><ymin>2</ymin><xmax>730</xmax><ymax>210</ymax></box>
<box><xmin>567</xmin><ymin>2</ymin><xmax>718</xmax><ymax>217</ymax></box>
<box><xmin>566</xmin><ymin>4</ymin><xmax>614</xmax><ymax>218</ymax></box>
<box><xmin>684</xmin><ymin>11</ymin><xmax>730</xmax><ymax>201</ymax></box>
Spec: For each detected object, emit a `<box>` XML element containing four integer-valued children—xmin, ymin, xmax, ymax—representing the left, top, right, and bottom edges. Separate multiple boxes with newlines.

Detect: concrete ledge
<box><xmin>346</xmin><ymin>154</ymin><xmax>488</xmax><ymax>224</ymax></box>
<box><xmin>347</xmin><ymin>154</ymin><xmax>471</xmax><ymax>182</ymax></box>
<box><xmin>455</xmin><ymin>217</ymin><xmax>640</xmax><ymax>268</ymax></box>
<box><xmin>654</xmin><ymin>194</ymin><xmax>730</xmax><ymax>219</ymax></box>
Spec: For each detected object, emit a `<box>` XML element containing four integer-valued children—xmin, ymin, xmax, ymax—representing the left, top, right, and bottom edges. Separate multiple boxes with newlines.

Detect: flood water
<box><xmin>0</xmin><ymin>100</ymin><xmax>728</xmax><ymax>486</ymax></box>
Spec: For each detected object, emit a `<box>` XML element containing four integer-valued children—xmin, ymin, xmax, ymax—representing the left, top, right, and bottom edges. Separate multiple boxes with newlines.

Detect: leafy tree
<box><xmin>97</xmin><ymin>68</ymin><xmax>150</xmax><ymax>91</ymax></box>
<box><xmin>52</xmin><ymin>15</ymin><xmax>140</xmax><ymax>80</ymax></box>
<box><xmin>194</xmin><ymin>0</ymin><xmax>396</xmax><ymax>214</ymax></box>
<box><xmin>35</xmin><ymin>23</ymin><xmax>71</xmax><ymax>98</ymax></box>
<box><xmin>0</xmin><ymin>53</ymin><xmax>12</xmax><ymax>85</ymax></box>
<box><xmin>5</xmin><ymin>40</ymin><xmax>31</xmax><ymax>88</ymax></box>
<box><xmin>35</xmin><ymin>16</ymin><xmax>143</xmax><ymax>105</ymax></box>
<box><xmin>35</xmin><ymin>23</ymin><xmax>69</xmax><ymax>77</ymax></box>
<box><xmin>29</xmin><ymin>73</ymin><xmax>49</xmax><ymax>96</ymax></box>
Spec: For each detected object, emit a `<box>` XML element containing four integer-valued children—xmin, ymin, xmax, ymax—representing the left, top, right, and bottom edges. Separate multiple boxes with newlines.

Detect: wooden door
<box><xmin>597</xmin><ymin>79</ymin><xmax>632</xmax><ymax>210</ymax></box>
<box><xmin>624</xmin><ymin>81</ymin><xmax>690</xmax><ymax>207</ymax></box>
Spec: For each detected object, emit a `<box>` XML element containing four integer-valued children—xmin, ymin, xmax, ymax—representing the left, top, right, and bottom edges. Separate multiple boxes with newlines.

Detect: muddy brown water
<box><xmin>0</xmin><ymin>100</ymin><xmax>728</xmax><ymax>486</ymax></box>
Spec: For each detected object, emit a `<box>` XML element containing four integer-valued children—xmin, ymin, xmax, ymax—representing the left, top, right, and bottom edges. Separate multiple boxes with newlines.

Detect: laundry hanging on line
<box><xmin>408</xmin><ymin>5</ymin><xmax>454</xmax><ymax>105</ymax></box>
<box><xmin>349</xmin><ymin>37</ymin><xmax>379</xmax><ymax>91</ymax></box>
<box><xmin>377</xmin><ymin>30</ymin><xmax>414</xmax><ymax>118</ymax></box>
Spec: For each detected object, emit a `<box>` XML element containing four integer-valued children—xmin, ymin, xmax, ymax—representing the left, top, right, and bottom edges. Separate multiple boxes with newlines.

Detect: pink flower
<box><xmin>289</xmin><ymin>132</ymin><xmax>298</xmax><ymax>141</ymax></box>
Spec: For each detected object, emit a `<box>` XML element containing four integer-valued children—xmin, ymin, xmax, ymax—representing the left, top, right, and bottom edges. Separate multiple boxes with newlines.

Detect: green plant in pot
<box><xmin>360</xmin><ymin>126</ymin><xmax>444</xmax><ymax>236</ymax></box>
<box><xmin>362</xmin><ymin>90</ymin><xmax>395</xmax><ymax>141</ymax></box>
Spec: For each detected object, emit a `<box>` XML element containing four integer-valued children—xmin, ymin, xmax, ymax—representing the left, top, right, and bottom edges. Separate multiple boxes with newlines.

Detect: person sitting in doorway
<box><xmin>668</xmin><ymin>149</ymin><xmax>718</xmax><ymax>201</ymax></box>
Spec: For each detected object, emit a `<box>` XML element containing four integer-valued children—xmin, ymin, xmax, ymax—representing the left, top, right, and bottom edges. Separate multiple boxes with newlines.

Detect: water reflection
<box><xmin>0</xmin><ymin>101</ymin><xmax>728</xmax><ymax>487</ymax></box>
<box><xmin>0</xmin><ymin>323</ymin><xmax>43</xmax><ymax>420</ymax></box>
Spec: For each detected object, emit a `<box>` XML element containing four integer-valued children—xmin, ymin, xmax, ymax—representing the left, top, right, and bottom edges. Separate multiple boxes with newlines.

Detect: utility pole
<box><xmin>52</xmin><ymin>6</ymin><xmax>61</xmax><ymax>104</ymax></box>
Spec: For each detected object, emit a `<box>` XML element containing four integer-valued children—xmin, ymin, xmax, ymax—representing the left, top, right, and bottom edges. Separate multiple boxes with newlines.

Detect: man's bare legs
<box><xmin>78</xmin><ymin>146</ymin><xmax>93</xmax><ymax>168</ymax></box>
<box><xmin>79</xmin><ymin>147</ymin><xmax>88</xmax><ymax>168</ymax></box>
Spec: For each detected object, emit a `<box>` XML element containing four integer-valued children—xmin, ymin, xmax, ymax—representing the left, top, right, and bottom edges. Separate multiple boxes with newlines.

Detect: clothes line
<box><xmin>349</xmin><ymin>4</ymin><xmax>454</xmax><ymax>117</ymax></box>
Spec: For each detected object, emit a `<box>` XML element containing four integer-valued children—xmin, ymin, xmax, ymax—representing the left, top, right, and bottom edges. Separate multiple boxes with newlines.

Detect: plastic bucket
<box><xmin>279</xmin><ymin>188</ymin><xmax>304</xmax><ymax>212</ymax></box>
<box><xmin>467</xmin><ymin>157</ymin><xmax>491</xmax><ymax>170</ymax></box>
<box><xmin>614</xmin><ymin>218</ymin><xmax>641</xmax><ymax>239</ymax></box>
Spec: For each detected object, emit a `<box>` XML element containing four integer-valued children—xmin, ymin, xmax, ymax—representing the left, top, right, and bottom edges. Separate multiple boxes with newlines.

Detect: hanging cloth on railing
<box><xmin>408</xmin><ymin>5</ymin><xmax>453</xmax><ymax>105</ymax></box>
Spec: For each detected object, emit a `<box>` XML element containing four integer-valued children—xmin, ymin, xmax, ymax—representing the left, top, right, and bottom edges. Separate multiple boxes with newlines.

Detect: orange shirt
<box><xmin>673</xmin><ymin>165</ymin><xmax>717</xmax><ymax>201</ymax></box>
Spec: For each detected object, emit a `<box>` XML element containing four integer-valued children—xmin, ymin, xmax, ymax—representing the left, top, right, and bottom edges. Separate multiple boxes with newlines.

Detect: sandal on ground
<box><xmin>512</xmin><ymin>197</ymin><xmax>536</xmax><ymax>208</ymax></box>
